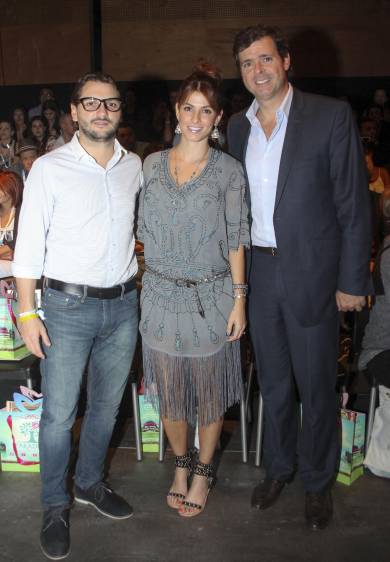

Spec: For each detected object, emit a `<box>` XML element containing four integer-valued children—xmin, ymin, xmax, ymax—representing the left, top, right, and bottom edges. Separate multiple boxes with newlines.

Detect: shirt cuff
<box><xmin>12</xmin><ymin>263</ymin><xmax>43</xmax><ymax>279</ymax></box>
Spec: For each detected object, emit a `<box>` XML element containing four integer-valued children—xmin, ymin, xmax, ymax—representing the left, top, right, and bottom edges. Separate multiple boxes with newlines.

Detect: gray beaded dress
<box><xmin>138</xmin><ymin>148</ymin><xmax>250</xmax><ymax>426</ymax></box>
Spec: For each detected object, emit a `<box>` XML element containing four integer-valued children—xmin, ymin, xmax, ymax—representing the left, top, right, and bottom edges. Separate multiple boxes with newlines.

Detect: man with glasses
<box><xmin>13</xmin><ymin>72</ymin><xmax>141</xmax><ymax>560</ymax></box>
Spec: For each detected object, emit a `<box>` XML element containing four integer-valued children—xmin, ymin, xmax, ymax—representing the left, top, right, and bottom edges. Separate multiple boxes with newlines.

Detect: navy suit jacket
<box><xmin>227</xmin><ymin>88</ymin><xmax>372</xmax><ymax>327</ymax></box>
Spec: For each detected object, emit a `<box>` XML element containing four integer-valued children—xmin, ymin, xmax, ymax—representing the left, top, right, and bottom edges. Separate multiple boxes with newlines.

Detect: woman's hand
<box><xmin>226</xmin><ymin>299</ymin><xmax>246</xmax><ymax>341</ymax></box>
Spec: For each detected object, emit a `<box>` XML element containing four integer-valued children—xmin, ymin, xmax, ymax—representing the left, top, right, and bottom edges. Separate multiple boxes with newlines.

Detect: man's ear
<box><xmin>70</xmin><ymin>104</ymin><xmax>78</xmax><ymax>124</ymax></box>
<box><xmin>283</xmin><ymin>53</ymin><xmax>291</xmax><ymax>72</ymax></box>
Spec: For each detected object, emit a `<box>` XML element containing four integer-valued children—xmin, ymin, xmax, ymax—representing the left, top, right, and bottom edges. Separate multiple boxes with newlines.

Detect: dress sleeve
<box><xmin>225</xmin><ymin>158</ymin><xmax>250</xmax><ymax>250</ymax></box>
<box><xmin>136</xmin><ymin>172</ymin><xmax>145</xmax><ymax>242</ymax></box>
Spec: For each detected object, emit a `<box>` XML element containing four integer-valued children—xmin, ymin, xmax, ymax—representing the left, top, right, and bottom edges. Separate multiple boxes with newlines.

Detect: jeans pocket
<box><xmin>122</xmin><ymin>287</ymin><xmax>138</xmax><ymax>306</ymax></box>
<box><xmin>43</xmin><ymin>288</ymin><xmax>82</xmax><ymax>310</ymax></box>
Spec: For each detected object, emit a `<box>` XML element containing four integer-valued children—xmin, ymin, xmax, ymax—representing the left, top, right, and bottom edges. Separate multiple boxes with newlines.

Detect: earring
<box><xmin>211</xmin><ymin>124</ymin><xmax>220</xmax><ymax>140</ymax></box>
<box><xmin>175</xmin><ymin>123</ymin><xmax>182</xmax><ymax>135</ymax></box>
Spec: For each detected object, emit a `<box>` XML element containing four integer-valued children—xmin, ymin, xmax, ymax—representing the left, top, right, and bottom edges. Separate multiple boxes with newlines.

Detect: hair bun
<box><xmin>193</xmin><ymin>60</ymin><xmax>222</xmax><ymax>83</ymax></box>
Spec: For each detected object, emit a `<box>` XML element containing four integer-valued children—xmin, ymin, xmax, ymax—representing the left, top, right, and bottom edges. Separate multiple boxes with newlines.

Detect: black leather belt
<box><xmin>45</xmin><ymin>277</ymin><xmax>136</xmax><ymax>299</ymax></box>
<box><xmin>253</xmin><ymin>246</ymin><xmax>278</xmax><ymax>256</ymax></box>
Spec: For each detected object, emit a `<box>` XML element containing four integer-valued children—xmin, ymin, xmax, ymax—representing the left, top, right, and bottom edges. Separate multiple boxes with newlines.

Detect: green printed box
<box><xmin>337</xmin><ymin>409</ymin><xmax>366</xmax><ymax>485</ymax></box>
<box><xmin>0</xmin><ymin>399</ymin><xmax>41</xmax><ymax>472</ymax></box>
<box><xmin>138</xmin><ymin>395</ymin><xmax>160</xmax><ymax>453</ymax></box>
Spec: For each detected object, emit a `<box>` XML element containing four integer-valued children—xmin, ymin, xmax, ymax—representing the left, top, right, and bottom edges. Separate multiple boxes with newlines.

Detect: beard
<box><xmin>79</xmin><ymin>118</ymin><xmax>118</xmax><ymax>142</ymax></box>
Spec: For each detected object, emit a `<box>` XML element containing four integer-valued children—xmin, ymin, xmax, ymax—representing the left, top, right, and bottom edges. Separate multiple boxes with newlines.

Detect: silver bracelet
<box><xmin>233</xmin><ymin>286</ymin><xmax>248</xmax><ymax>297</ymax></box>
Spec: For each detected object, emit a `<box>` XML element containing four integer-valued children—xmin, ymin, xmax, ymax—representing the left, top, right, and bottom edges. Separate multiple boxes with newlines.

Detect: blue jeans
<box><xmin>39</xmin><ymin>287</ymin><xmax>138</xmax><ymax>508</ymax></box>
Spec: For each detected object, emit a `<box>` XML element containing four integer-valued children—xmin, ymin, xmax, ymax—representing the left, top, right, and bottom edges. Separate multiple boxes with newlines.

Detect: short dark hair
<box><xmin>70</xmin><ymin>72</ymin><xmax>119</xmax><ymax>105</ymax></box>
<box><xmin>364</xmin><ymin>104</ymin><xmax>384</xmax><ymax>119</ymax></box>
<box><xmin>233</xmin><ymin>25</ymin><xmax>290</xmax><ymax>61</ymax></box>
<box><xmin>0</xmin><ymin>119</ymin><xmax>14</xmax><ymax>136</ymax></box>
<box><xmin>29</xmin><ymin>115</ymin><xmax>48</xmax><ymax>129</ymax></box>
<box><xmin>42</xmin><ymin>99</ymin><xmax>60</xmax><ymax>114</ymax></box>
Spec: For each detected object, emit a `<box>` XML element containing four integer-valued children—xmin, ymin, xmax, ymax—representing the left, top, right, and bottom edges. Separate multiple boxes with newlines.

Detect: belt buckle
<box><xmin>271</xmin><ymin>247</ymin><xmax>276</xmax><ymax>256</ymax></box>
<box><xmin>175</xmin><ymin>279</ymin><xmax>195</xmax><ymax>288</ymax></box>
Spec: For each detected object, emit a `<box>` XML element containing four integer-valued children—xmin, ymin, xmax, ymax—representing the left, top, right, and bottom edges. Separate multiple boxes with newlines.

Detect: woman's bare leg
<box><xmin>179</xmin><ymin>417</ymin><xmax>223</xmax><ymax>516</ymax></box>
<box><xmin>162</xmin><ymin>417</ymin><xmax>190</xmax><ymax>508</ymax></box>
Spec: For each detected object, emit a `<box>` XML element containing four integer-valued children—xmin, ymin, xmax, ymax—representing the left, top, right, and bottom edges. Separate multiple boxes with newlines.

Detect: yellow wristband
<box><xmin>19</xmin><ymin>313</ymin><xmax>39</xmax><ymax>323</ymax></box>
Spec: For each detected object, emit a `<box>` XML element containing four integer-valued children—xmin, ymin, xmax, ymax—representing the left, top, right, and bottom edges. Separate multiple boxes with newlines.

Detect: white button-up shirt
<box><xmin>245</xmin><ymin>85</ymin><xmax>293</xmax><ymax>247</ymax></box>
<box><xmin>13</xmin><ymin>133</ymin><xmax>141</xmax><ymax>287</ymax></box>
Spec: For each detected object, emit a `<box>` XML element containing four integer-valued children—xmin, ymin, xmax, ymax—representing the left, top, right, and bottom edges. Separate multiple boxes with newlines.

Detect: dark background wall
<box><xmin>0</xmin><ymin>0</ymin><xmax>390</xmax><ymax>114</ymax></box>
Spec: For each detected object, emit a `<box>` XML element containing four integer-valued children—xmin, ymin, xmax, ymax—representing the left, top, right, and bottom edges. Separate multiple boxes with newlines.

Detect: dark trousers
<box><xmin>367</xmin><ymin>350</ymin><xmax>390</xmax><ymax>387</ymax></box>
<box><xmin>248</xmin><ymin>251</ymin><xmax>339</xmax><ymax>492</ymax></box>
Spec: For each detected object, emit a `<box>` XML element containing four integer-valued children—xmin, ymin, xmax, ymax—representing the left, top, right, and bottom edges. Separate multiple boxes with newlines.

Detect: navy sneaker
<box><xmin>40</xmin><ymin>507</ymin><xmax>70</xmax><ymax>560</ymax></box>
<box><xmin>74</xmin><ymin>481</ymin><xmax>133</xmax><ymax>519</ymax></box>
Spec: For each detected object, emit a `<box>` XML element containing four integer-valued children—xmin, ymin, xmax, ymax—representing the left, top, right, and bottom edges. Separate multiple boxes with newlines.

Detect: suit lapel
<box><xmin>274</xmin><ymin>90</ymin><xmax>304</xmax><ymax>210</ymax></box>
<box><xmin>236</xmin><ymin>115</ymin><xmax>251</xmax><ymax>212</ymax></box>
<box><xmin>237</xmin><ymin>115</ymin><xmax>251</xmax><ymax>164</ymax></box>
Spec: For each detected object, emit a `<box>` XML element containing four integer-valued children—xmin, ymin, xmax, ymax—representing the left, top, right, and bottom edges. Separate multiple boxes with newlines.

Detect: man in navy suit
<box><xmin>228</xmin><ymin>25</ymin><xmax>371</xmax><ymax>530</ymax></box>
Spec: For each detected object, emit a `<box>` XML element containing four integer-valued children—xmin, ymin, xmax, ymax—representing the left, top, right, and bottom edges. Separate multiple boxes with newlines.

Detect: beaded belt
<box><xmin>144</xmin><ymin>265</ymin><xmax>230</xmax><ymax>317</ymax></box>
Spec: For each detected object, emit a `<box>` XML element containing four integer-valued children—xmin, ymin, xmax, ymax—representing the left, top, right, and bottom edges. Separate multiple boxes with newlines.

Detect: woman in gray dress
<box><xmin>138</xmin><ymin>64</ymin><xmax>249</xmax><ymax>517</ymax></box>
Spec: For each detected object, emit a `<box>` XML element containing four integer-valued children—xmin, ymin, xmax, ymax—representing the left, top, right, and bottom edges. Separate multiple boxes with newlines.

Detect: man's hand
<box><xmin>18</xmin><ymin>317</ymin><xmax>51</xmax><ymax>359</ymax></box>
<box><xmin>336</xmin><ymin>290</ymin><xmax>366</xmax><ymax>312</ymax></box>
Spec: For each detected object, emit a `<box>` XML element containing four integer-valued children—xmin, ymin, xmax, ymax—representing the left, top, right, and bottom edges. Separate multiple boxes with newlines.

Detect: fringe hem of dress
<box><xmin>142</xmin><ymin>340</ymin><xmax>243</xmax><ymax>427</ymax></box>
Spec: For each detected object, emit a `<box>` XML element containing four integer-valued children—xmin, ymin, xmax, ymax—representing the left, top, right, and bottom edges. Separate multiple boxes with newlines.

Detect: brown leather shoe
<box><xmin>251</xmin><ymin>479</ymin><xmax>285</xmax><ymax>510</ymax></box>
<box><xmin>305</xmin><ymin>490</ymin><xmax>333</xmax><ymax>530</ymax></box>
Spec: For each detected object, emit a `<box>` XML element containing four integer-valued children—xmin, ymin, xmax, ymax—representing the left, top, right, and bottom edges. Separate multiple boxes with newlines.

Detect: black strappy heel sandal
<box><xmin>167</xmin><ymin>452</ymin><xmax>193</xmax><ymax>509</ymax></box>
<box><xmin>179</xmin><ymin>461</ymin><xmax>215</xmax><ymax>517</ymax></box>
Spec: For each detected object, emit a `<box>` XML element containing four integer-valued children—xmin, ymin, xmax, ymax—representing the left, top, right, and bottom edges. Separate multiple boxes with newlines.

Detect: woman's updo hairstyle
<box><xmin>176</xmin><ymin>61</ymin><xmax>223</xmax><ymax>113</ymax></box>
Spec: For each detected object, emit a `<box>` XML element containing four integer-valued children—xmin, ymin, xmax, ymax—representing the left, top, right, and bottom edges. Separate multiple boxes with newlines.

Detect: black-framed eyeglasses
<box><xmin>78</xmin><ymin>97</ymin><xmax>123</xmax><ymax>112</ymax></box>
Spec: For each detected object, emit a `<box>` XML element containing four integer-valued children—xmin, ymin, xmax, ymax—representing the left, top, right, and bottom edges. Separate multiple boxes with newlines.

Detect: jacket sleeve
<box><xmin>329</xmin><ymin>102</ymin><xmax>372</xmax><ymax>295</ymax></box>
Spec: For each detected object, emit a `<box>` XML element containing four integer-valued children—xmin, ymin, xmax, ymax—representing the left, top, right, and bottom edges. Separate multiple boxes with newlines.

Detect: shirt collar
<box><xmin>246</xmin><ymin>83</ymin><xmax>293</xmax><ymax>126</ymax></box>
<box><xmin>69</xmin><ymin>132</ymin><xmax>126</xmax><ymax>163</ymax></box>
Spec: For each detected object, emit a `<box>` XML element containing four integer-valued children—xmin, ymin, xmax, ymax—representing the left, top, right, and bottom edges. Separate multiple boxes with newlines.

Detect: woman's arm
<box><xmin>226</xmin><ymin>245</ymin><xmax>246</xmax><ymax>341</ymax></box>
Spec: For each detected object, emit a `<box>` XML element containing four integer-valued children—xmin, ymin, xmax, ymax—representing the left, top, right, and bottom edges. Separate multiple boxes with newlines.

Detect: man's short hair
<box><xmin>70</xmin><ymin>72</ymin><xmax>119</xmax><ymax>105</ymax></box>
<box><xmin>232</xmin><ymin>24</ymin><xmax>290</xmax><ymax>62</ymax></box>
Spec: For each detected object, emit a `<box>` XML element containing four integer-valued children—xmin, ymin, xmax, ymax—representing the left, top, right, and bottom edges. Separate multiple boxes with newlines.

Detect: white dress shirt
<box><xmin>13</xmin><ymin>133</ymin><xmax>141</xmax><ymax>287</ymax></box>
<box><xmin>245</xmin><ymin>85</ymin><xmax>293</xmax><ymax>247</ymax></box>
